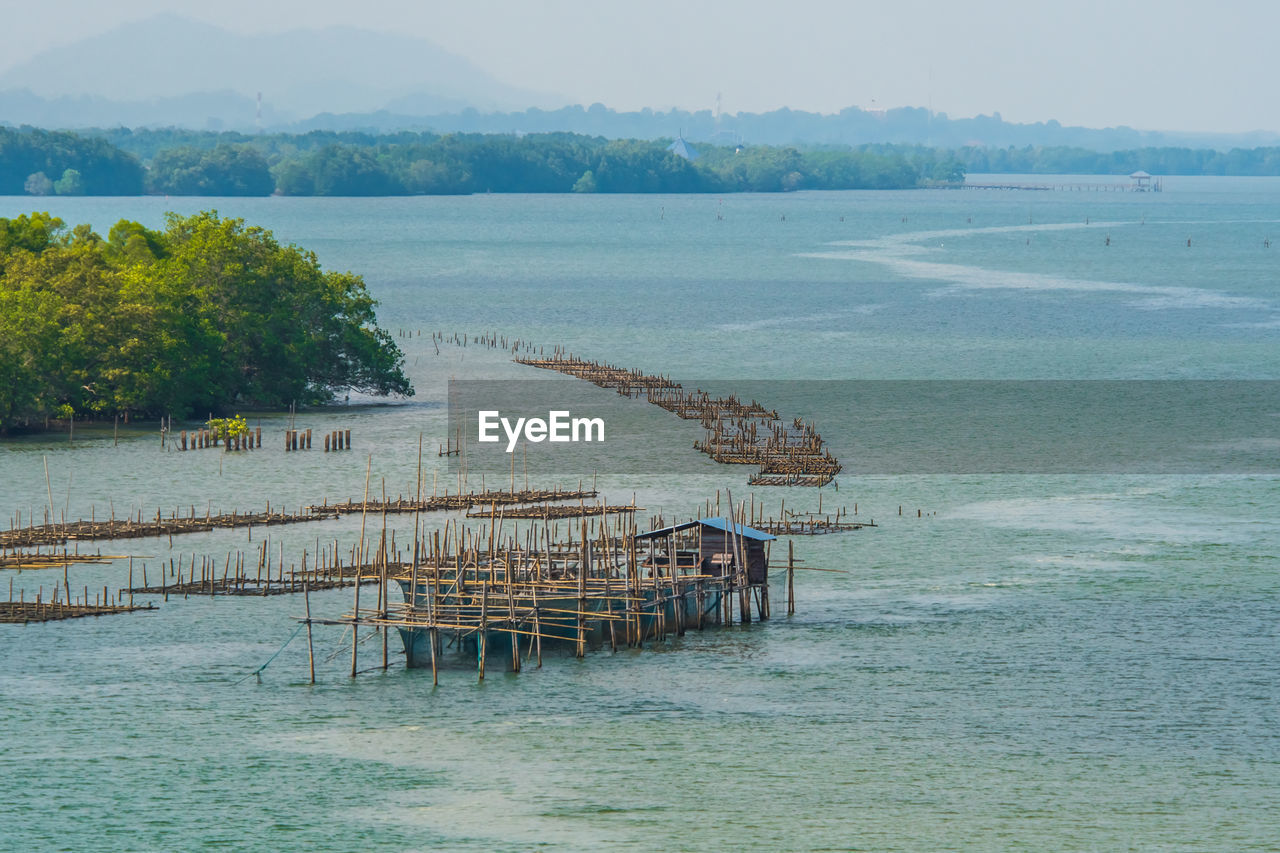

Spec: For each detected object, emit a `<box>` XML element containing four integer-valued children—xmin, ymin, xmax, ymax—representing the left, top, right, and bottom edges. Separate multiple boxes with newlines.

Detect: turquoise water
<box><xmin>2</xmin><ymin>184</ymin><xmax>1278</xmax><ymax>851</ymax></box>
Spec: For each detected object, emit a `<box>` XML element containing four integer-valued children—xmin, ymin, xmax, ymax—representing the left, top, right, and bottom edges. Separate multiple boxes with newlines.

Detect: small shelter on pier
<box><xmin>635</xmin><ymin>518</ymin><xmax>775</xmax><ymax>583</ymax></box>
<box><xmin>1129</xmin><ymin>170</ymin><xmax>1159</xmax><ymax>191</ymax></box>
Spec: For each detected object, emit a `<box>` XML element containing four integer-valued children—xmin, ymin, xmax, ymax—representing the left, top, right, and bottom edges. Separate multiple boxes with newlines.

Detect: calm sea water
<box><xmin>2</xmin><ymin>182</ymin><xmax>1278</xmax><ymax>851</ymax></box>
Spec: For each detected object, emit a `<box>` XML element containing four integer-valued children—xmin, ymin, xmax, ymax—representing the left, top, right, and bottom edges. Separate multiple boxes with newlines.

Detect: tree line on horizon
<box><xmin>4</xmin><ymin>127</ymin><xmax>959</xmax><ymax>195</ymax></box>
<box><xmin>0</xmin><ymin>210</ymin><xmax>411</xmax><ymax>432</ymax></box>
<box><xmin>8</xmin><ymin>125</ymin><xmax>1280</xmax><ymax>197</ymax></box>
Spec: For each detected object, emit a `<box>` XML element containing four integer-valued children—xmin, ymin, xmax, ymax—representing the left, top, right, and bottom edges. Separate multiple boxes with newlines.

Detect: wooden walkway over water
<box><xmin>948</xmin><ymin>181</ymin><xmax>1160</xmax><ymax>192</ymax></box>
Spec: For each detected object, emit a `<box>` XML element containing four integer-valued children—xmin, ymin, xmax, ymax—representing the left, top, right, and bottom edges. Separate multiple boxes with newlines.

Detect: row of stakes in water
<box><xmin>288</xmin><ymin>428</ymin><xmax>352</xmax><ymax>452</ymax></box>
<box><xmin>170</xmin><ymin>428</ymin><xmax>351</xmax><ymax>451</ymax></box>
<box><xmin>176</xmin><ymin>428</ymin><xmax>261</xmax><ymax>451</ymax></box>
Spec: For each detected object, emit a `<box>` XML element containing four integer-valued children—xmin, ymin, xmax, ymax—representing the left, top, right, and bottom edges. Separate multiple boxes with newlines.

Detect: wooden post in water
<box><xmin>507</xmin><ymin>569</ymin><xmax>520</xmax><ymax>673</ymax></box>
<box><xmin>43</xmin><ymin>456</ymin><xmax>54</xmax><ymax>532</ymax></box>
<box><xmin>429</xmin><ymin>622</ymin><xmax>439</xmax><ymax>687</ymax></box>
<box><xmin>628</xmin><ymin>529</ymin><xmax>640</xmax><ymax>646</ymax></box>
<box><xmin>696</xmin><ymin>579</ymin><xmax>705</xmax><ymax>630</ymax></box>
<box><xmin>379</xmin><ymin>479</ymin><xmax>389</xmax><ymax>672</ymax></box>
<box><xmin>351</xmin><ymin>455</ymin><xmax>372</xmax><ymax>678</ymax></box>
<box><xmin>734</xmin><ymin>503</ymin><xmax>750</xmax><ymax>625</ymax></box>
<box><xmin>668</xmin><ymin>531</ymin><xmax>681</xmax><ymax>636</ymax></box>
<box><xmin>478</xmin><ymin>581</ymin><xmax>488</xmax><ymax>681</ymax></box>
<box><xmin>304</xmin><ymin>580</ymin><xmax>316</xmax><ymax>684</ymax></box>
<box><xmin>787</xmin><ymin>539</ymin><xmax>795</xmax><ymax>616</ymax></box>
<box><xmin>531</xmin><ymin>582</ymin><xmax>543</xmax><ymax>668</ymax></box>
<box><xmin>604</xmin><ymin>571</ymin><xmax>618</xmax><ymax>653</ymax></box>
<box><xmin>409</xmin><ymin>434</ymin><xmax>424</xmax><ymax>671</ymax></box>
<box><xmin>577</xmin><ymin>532</ymin><xmax>588</xmax><ymax>658</ymax></box>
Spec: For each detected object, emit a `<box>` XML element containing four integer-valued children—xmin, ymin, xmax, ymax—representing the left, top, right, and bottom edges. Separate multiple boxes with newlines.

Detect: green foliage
<box><xmin>260</xmin><ymin>133</ymin><xmax>925</xmax><ymax>194</ymax></box>
<box><xmin>107</xmin><ymin>220</ymin><xmax>167</xmax><ymax>263</ymax></box>
<box><xmin>274</xmin><ymin>144</ymin><xmax>403</xmax><ymax>195</ymax></box>
<box><xmin>30</xmin><ymin>123</ymin><xmax>1280</xmax><ymax>199</ymax></box>
<box><xmin>950</xmin><ymin>144</ymin><xmax>1280</xmax><ymax>176</ymax></box>
<box><xmin>206</xmin><ymin>414</ymin><xmax>248</xmax><ymax>442</ymax></box>
<box><xmin>53</xmin><ymin>168</ymin><xmax>84</xmax><ymax>195</ymax></box>
<box><xmin>589</xmin><ymin>139</ymin><xmax>710</xmax><ymax>192</ymax></box>
<box><xmin>0</xmin><ymin>210</ymin><xmax>411</xmax><ymax>432</ymax></box>
<box><xmin>0</xmin><ymin>127</ymin><xmax>143</xmax><ymax>195</ymax></box>
<box><xmin>146</xmin><ymin>144</ymin><xmax>275</xmax><ymax>196</ymax></box>
<box><xmin>0</xmin><ymin>284</ymin><xmax>62</xmax><ymax>427</ymax></box>
<box><xmin>0</xmin><ymin>212</ymin><xmax>65</xmax><ymax>262</ymax></box>
<box><xmin>5</xmin><ymin>125</ymin><xmax>951</xmax><ymax>194</ymax></box>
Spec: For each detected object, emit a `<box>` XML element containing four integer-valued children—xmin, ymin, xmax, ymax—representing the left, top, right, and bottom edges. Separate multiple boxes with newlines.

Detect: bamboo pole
<box><xmin>351</xmin><ymin>455</ymin><xmax>372</xmax><ymax>678</ymax></box>
<box><xmin>507</xmin><ymin>563</ymin><xmax>520</xmax><ymax>673</ymax></box>
<box><xmin>478</xmin><ymin>581</ymin><xmax>488</xmax><ymax>681</ymax></box>
<box><xmin>380</xmin><ymin>479</ymin><xmax>389</xmax><ymax>671</ymax></box>
<box><xmin>304</xmin><ymin>580</ymin><xmax>316</xmax><ymax>684</ymax></box>
<box><xmin>43</xmin><ymin>456</ymin><xmax>54</xmax><ymax>530</ymax></box>
<box><xmin>429</xmin><ymin>622</ymin><xmax>439</xmax><ymax>686</ymax></box>
<box><xmin>531</xmin><ymin>582</ymin><xmax>543</xmax><ymax>667</ymax></box>
<box><xmin>787</xmin><ymin>539</ymin><xmax>795</xmax><ymax>615</ymax></box>
<box><xmin>577</xmin><ymin>524</ymin><xmax>588</xmax><ymax>658</ymax></box>
<box><xmin>409</xmin><ymin>432</ymin><xmax>423</xmax><ymax>621</ymax></box>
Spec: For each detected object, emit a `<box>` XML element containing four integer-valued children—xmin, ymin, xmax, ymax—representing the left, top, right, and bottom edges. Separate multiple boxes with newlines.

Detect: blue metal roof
<box><xmin>666</xmin><ymin>136</ymin><xmax>700</xmax><ymax>161</ymax></box>
<box><xmin>634</xmin><ymin>517</ymin><xmax>776</xmax><ymax>541</ymax></box>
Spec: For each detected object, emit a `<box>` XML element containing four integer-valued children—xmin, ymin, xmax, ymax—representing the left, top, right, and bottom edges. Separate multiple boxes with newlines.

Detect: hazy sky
<box><xmin>1</xmin><ymin>0</ymin><xmax>1276</xmax><ymax>132</ymax></box>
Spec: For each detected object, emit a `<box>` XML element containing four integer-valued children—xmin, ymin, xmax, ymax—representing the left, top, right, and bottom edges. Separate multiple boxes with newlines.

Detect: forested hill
<box><xmin>10</xmin><ymin>125</ymin><xmax>1280</xmax><ymax>198</ymax></box>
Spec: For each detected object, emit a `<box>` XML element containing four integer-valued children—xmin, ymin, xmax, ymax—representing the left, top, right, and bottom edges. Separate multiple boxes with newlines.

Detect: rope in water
<box><xmin>233</xmin><ymin>623</ymin><xmax>304</xmax><ymax>685</ymax></box>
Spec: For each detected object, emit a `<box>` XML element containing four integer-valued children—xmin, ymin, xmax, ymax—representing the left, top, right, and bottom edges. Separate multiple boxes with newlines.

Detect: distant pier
<box><xmin>946</xmin><ymin>175</ymin><xmax>1162</xmax><ymax>192</ymax></box>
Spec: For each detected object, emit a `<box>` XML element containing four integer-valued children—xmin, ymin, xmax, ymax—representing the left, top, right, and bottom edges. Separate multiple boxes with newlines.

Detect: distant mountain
<box><xmin>0</xmin><ymin>14</ymin><xmax>561</xmax><ymax>128</ymax></box>
<box><xmin>3</xmin><ymin>14</ymin><xmax>1277</xmax><ymax>152</ymax></box>
<box><xmin>276</xmin><ymin>104</ymin><xmax>1280</xmax><ymax>153</ymax></box>
<box><xmin>0</xmin><ymin>89</ymin><xmax>282</xmax><ymax>131</ymax></box>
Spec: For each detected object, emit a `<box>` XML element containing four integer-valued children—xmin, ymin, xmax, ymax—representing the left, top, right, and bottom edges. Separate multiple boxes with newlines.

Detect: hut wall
<box><xmin>700</xmin><ymin>531</ymin><xmax>731</xmax><ymax>576</ymax></box>
<box><xmin>699</xmin><ymin>531</ymin><xmax>768</xmax><ymax>583</ymax></box>
<box><xmin>747</xmin><ymin>541</ymin><xmax>768</xmax><ymax>585</ymax></box>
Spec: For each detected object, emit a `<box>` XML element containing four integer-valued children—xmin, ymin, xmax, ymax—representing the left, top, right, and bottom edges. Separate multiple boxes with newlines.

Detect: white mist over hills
<box><xmin>0</xmin><ymin>14</ymin><xmax>562</xmax><ymax>126</ymax></box>
<box><xmin>2</xmin><ymin>12</ymin><xmax>1278</xmax><ymax>153</ymax></box>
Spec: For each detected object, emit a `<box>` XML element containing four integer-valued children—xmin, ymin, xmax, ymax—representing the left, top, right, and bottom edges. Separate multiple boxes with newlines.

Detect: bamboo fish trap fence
<box><xmin>513</xmin><ymin>351</ymin><xmax>842</xmax><ymax>486</ymax></box>
<box><xmin>1</xmin><ymin>486</ymin><xmax>598</xmax><ymax>550</ymax></box>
